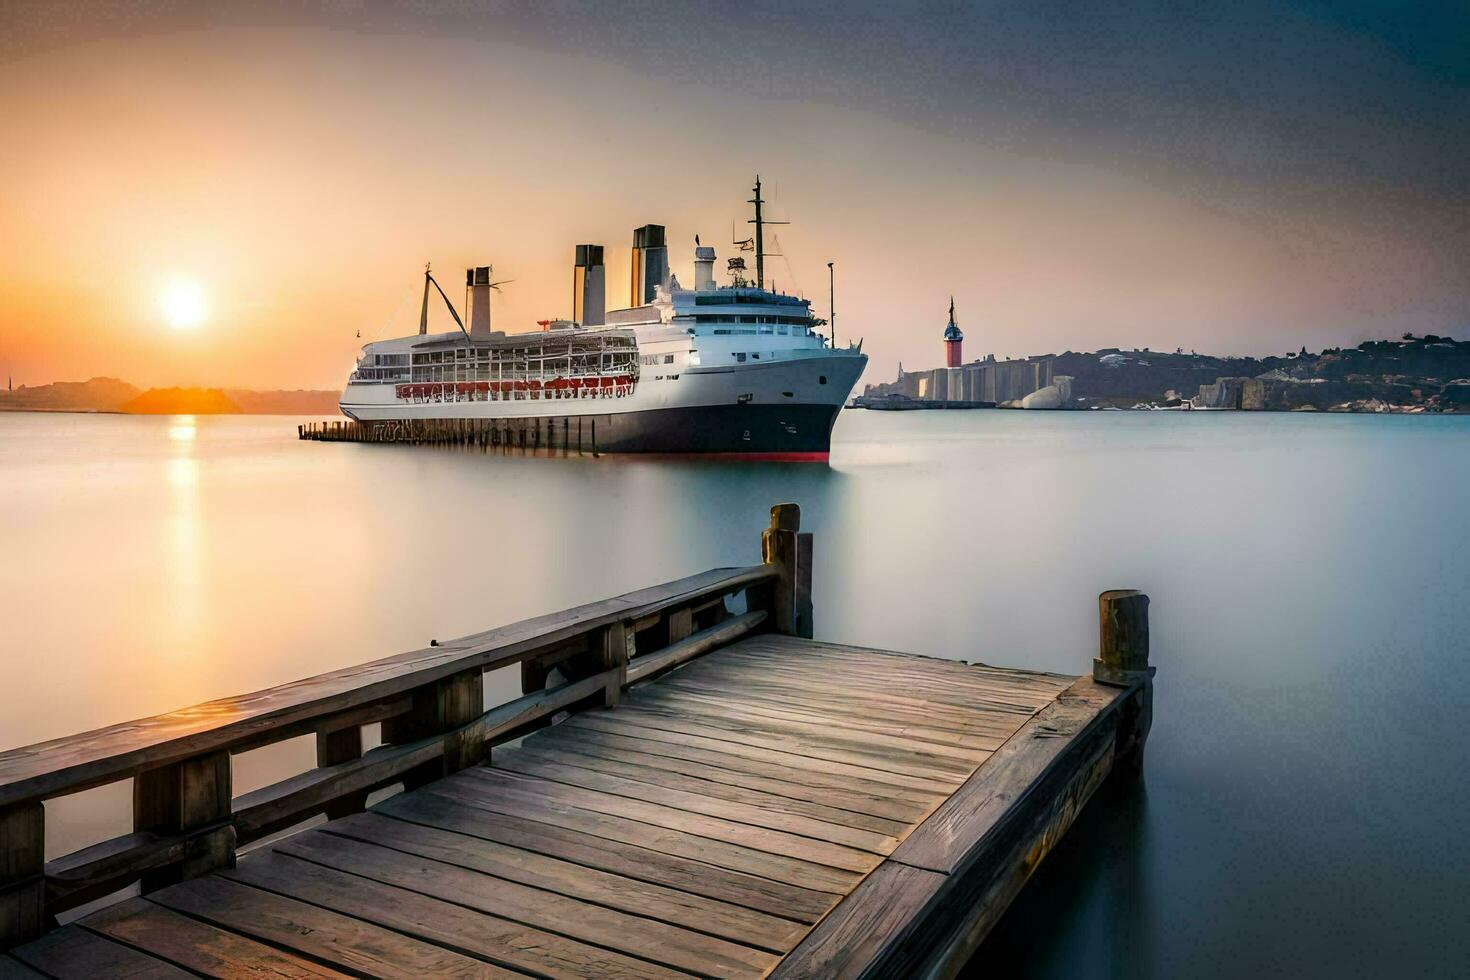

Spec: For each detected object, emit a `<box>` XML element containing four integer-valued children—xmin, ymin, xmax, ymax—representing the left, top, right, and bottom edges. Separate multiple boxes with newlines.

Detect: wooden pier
<box><xmin>0</xmin><ymin>505</ymin><xmax>1154</xmax><ymax>978</ymax></box>
<box><xmin>299</xmin><ymin>417</ymin><xmax>603</xmax><ymax>454</ymax></box>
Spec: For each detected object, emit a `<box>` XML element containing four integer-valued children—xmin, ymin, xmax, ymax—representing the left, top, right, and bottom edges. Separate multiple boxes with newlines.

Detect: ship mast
<box><xmin>745</xmin><ymin>176</ymin><xmax>788</xmax><ymax>291</ymax></box>
<box><xmin>750</xmin><ymin>177</ymin><xmax>765</xmax><ymax>289</ymax></box>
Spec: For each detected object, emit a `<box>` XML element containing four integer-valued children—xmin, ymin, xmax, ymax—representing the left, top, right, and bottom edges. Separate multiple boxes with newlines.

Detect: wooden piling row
<box><xmin>297</xmin><ymin>417</ymin><xmax>600</xmax><ymax>456</ymax></box>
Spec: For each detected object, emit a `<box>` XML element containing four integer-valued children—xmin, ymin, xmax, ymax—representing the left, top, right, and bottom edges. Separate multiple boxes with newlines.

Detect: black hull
<box><xmin>357</xmin><ymin>404</ymin><xmax>844</xmax><ymax>457</ymax></box>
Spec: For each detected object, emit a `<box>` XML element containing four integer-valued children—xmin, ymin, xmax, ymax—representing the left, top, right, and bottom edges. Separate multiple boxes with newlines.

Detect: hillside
<box><xmin>0</xmin><ymin>379</ymin><xmax>341</xmax><ymax>415</ymax></box>
<box><xmin>1053</xmin><ymin>334</ymin><xmax>1470</xmax><ymax>410</ymax></box>
<box><xmin>119</xmin><ymin>388</ymin><xmax>242</xmax><ymax>414</ymax></box>
<box><xmin>0</xmin><ymin>377</ymin><xmax>140</xmax><ymax>412</ymax></box>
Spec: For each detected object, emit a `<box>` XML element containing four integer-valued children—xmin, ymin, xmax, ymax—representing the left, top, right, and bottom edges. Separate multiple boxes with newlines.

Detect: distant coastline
<box><xmin>859</xmin><ymin>333</ymin><xmax>1470</xmax><ymax>413</ymax></box>
<box><xmin>0</xmin><ymin>378</ymin><xmax>340</xmax><ymax>415</ymax></box>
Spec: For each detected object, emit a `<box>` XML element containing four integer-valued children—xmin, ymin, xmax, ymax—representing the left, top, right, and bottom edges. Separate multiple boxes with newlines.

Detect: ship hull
<box><xmin>340</xmin><ymin>351</ymin><xmax>864</xmax><ymax>456</ymax></box>
<box><xmin>579</xmin><ymin>402</ymin><xmax>841</xmax><ymax>455</ymax></box>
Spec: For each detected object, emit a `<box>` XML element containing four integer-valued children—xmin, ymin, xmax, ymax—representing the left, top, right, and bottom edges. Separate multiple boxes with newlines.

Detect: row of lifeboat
<box><xmin>395</xmin><ymin>375</ymin><xmax>637</xmax><ymax>403</ymax></box>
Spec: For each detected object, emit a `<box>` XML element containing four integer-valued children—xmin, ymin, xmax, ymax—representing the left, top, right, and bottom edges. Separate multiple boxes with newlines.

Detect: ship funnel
<box><xmin>574</xmin><ymin>244</ymin><xmax>605</xmax><ymax>326</ymax></box>
<box><xmin>693</xmin><ymin>243</ymin><xmax>716</xmax><ymax>292</ymax></box>
<box><xmin>467</xmin><ymin>266</ymin><xmax>494</xmax><ymax>337</ymax></box>
<box><xmin>630</xmin><ymin>224</ymin><xmax>667</xmax><ymax>306</ymax></box>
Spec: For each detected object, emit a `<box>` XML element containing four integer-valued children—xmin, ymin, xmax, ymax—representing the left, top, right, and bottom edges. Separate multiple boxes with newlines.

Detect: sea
<box><xmin>2</xmin><ymin>409</ymin><xmax>1468</xmax><ymax>976</ymax></box>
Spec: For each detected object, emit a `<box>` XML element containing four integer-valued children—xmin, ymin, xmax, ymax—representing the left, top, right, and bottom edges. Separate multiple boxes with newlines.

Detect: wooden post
<box><xmin>595</xmin><ymin>622</ymin><xmax>631</xmax><ymax>707</ymax></box>
<box><xmin>1095</xmin><ymin>589</ymin><xmax>1154</xmax><ymax>776</ymax></box>
<box><xmin>795</xmin><ymin>531</ymin><xmax>814</xmax><ymax>639</ymax></box>
<box><xmin>316</xmin><ymin>725</ymin><xmax>366</xmax><ymax>819</ymax></box>
<box><xmin>761</xmin><ymin>503</ymin><xmax>800</xmax><ymax>635</ymax></box>
<box><xmin>382</xmin><ymin>668</ymin><xmax>485</xmax><ymax>787</ymax></box>
<box><xmin>0</xmin><ymin>801</ymin><xmax>45</xmax><ymax>950</ymax></box>
<box><xmin>1094</xmin><ymin>590</ymin><xmax>1151</xmax><ymax>687</ymax></box>
<box><xmin>667</xmin><ymin>607</ymin><xmax>693</xmax><ymax>646</ymax></box>
<box><xmin>132</xmin><ymin>751</ymin><xmax>234</xmax><ymax>890</ymax></box>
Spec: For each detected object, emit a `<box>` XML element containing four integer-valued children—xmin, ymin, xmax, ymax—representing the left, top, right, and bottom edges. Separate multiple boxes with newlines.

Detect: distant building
<box><xmin>943</xmin><ymin>297</ymin><xmax>963</xmax><ymax>368</ymax></box>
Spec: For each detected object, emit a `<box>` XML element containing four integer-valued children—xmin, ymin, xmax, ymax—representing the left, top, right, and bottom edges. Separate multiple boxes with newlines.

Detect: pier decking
<box><xmin>0</xmin><ymin>505</ymin><xmax>1153</xmax><ymax>978</ymax></box>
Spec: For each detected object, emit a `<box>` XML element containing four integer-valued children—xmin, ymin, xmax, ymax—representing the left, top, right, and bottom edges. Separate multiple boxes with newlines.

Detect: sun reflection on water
<box><xmin>166</xmin><ymin>415</ymin><xmax>203</xmax><ymax>655</ymax></box>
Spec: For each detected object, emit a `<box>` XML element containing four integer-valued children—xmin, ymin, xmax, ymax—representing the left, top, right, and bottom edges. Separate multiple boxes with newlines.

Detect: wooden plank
<box><xmin>579</xmin><ymin>704</ymin><xmax>974</xmax><ymax>784</ymax></box>
<box><xmin>726</xmin><ymin>634</ymin><xmax>1076</xmax><ymax>688</ymax></box>
<box><xmin>891</xmin><ymin>678</ymin><xmax>1123</xmax><ymax>874</ymax></box>
<box><xmin>668</xmin><ymin>660</ymin><xmax>1051</xmax><ymax>724</ymax></box>
<box><xmin>232</xmin><ymin>669</ymin><xmax>616</xmax><ymax>848</ymax></box>
<box><xmin>422</xmin><ymin>773</ymin><xmax>860</xmax><ymax>894</ymax></box>
<box><xmin>625</xmin><ymin>688</ymin><xmax>1001</xmax><ymax>760</ymax></box>
<box><xmin>10</xmin><ymin>925</ymin><xmax>191</xmax><ymax>979</ymax></box>
<box><xmin>0</xmin><ymin>564</ymin><xmax>774</xmax><ymax>808</ymax></box>
<box><xmin>464</xmin><ymin>766</ymin><xmax>881</xmax><ymax>875</ymax></box>
<box><xmin>718</xmin><ymin>638</ymin><xmax>1074</xmax><ymax>696</ymax></box>
<box><xmin>496</xmin><ymin>746</ymin><xmax>902</xmax><ymax>851</ymax></box>
<box><xmin>564</xmin><ymin>710</ymin><xmax>955</xmax><ymax>796</ymax></box>
<box><xmin>149</xmin><ymin>874</ymin><xmax>507</xmax><ymax>978</ymax></box>
<box><xmin>542</xmin><ymin>722</ymin><xmax>937</xmax><ymax>811</ymax></box>
<box><xmin>768</xmin><ymin>863</ymin><xmax>946</xmax><ymax>980</ymax></box>
<box><xmin>81</xmin><ymin>897</ymin><xmax>348</xmax><ymax>978</ymax></box>
<box><xmin>514</xmin><ymin>737</ymin><xmax>912</xmax><ymax>835</ymax></box>
<box><xmin>324</xmin><ymin>811</ymin><xmax>807</xmax><ymax>952</ymax></box>
<box><xmin>275</xmin><ymin>830</ymin><xmax>777</xmax><ymax>976</ymax></box>
<box><xmin>624</xmin><ymin>611</ymin><xmax>767</xmax><ymax>685</ymax></box>
<box><xmin>230</xmin><ymin>696</ymin><xmax>413</xmax><ymax>758</ymax></box>
<box><xmin>478</xmin><ymin>668</ymin><xmax>612</xmax><ymax>742</ymax></box>
<box><xmin>233</xmin><ymin>734</ymin><xmax>443</xmax><ymax>844</ymax></box>
<box><xmin>0</xmin><ymin>955</ymin><xmax>44</xmax><ymax>978</ymax></box>
<box><xmin>653</xmin><ymin>673</ymin><xmax>1025</xmax><ymax>738</ymax></box>
<box><xmin>224</xmin><ymin>849</ymin><xmax>690</xmax><ymax>979</ymax></box>
<box><xmin>44</xmin><ymin>831</ymin><xmax>188</xmax><ymax>916</ymax></box>
<box><xmin>777</xmin><ymin>677</ymin><xmax>1135</xmax><ymax>978</ymax></box>
<box><xmin>909</xmin><ymin>711</ymin><xmax>1120</xmax><ymax>976</ymax></box>
<box><xmin>682</xmin><ymin>648</ymin><xmax>1065</xmax><ymax>707</ymax></box>
<box><xmin>375</xmin><ymin>791</ymin><xmax>835</xmax><ymax>923</ymax></box>
<box><xmin>710</xmin><ymin>653</ymin><xmax>1066</xmax><ymax>709</ymax></box>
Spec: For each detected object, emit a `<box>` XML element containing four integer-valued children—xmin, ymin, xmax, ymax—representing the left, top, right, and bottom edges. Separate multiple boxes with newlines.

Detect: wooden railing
<box><xmin>0</xmin><ymin>504</ymin><xmax>814</xmax><ymax>950</ymax></box>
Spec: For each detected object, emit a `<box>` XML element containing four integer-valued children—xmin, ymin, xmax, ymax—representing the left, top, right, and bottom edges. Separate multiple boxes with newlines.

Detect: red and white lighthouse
<box><xmin>943</xmin><ymin>296</ymin><xmax>964</xmax><ymax>367</ymax></box>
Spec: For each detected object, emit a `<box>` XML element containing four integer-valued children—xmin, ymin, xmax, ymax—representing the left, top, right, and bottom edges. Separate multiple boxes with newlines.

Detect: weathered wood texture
<box><xmin>0</xmin><ymin>563</ymin><xmax>773</xmax><ymax>945</ymax></box>
<box><xmin>10</xmin><ymin>633</ymin><xmax>1147</xmax><ymax>977</ymax></box>
<box><xmin>0</xmin><ymin>564</ymin><xmax>775</xmax><ymax>809</ymax></box>
<box><xmin>774</xmin><ymin>676</ymin><xmax>1151</xmax><ymax>979</ymax></box>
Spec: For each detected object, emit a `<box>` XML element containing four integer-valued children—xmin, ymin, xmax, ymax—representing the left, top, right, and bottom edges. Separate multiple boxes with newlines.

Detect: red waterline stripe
<box><xmin>611</xmin><ymin>451</ymin><xmax>831</xmax><ymax>463</ymax></box>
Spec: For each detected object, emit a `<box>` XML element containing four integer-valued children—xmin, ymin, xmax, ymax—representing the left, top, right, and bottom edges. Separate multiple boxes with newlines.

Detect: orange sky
<box><xmin>2</xmin><ymin>9</ymin><xmax>1465</xmax><ymax>390</ymax></box>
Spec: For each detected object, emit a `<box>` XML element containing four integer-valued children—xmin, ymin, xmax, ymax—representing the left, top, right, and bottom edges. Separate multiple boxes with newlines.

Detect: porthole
<box><xmin>819</xmin><ymin>375</ymin><xmax>828</xmax><ymax>385</ymax></box>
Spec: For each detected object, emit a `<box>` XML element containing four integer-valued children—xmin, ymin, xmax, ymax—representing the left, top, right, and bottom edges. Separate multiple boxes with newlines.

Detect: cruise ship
<box><xmin>339</xmin><ymin>179</ymin><xmax>867</xmax><ymax>458</ymax></box>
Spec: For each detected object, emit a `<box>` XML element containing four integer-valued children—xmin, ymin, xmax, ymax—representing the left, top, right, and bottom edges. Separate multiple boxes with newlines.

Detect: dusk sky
<box><xmin>2</xmin><ymin>1</ymin><xmax>1466</xmax><ymax>389</ymax></box>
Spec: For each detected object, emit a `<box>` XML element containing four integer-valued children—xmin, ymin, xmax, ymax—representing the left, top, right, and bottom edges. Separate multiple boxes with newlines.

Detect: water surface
<box><xmin>2</xmin><ymin>409</ymin><xmax>1467</xmax><ymax>975</ymax></box>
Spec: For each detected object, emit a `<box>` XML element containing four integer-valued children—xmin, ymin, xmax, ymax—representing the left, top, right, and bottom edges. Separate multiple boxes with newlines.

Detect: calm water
<box><xmin>3</xmin><ymin>410</ymin><xmax>1468</xmax><ymax>975</ymax></box>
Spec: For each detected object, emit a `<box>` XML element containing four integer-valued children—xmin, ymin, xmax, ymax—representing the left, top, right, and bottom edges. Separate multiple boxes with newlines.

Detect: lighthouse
<box><xmin>943</xmin><ymin>297</ymin><xmax>964</xmax><ymax>367</ymax></box>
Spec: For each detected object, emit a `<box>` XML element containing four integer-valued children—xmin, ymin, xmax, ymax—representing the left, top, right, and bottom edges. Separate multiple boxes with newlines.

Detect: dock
<box><xmin>0</xmin><ymin>504</ymin><xmax>1154</xmax><ymax>978</ymax></box>
<box><xmin>299</xmin><ymin>417</ymin><xmax>604</xmax><ymax>453</ymax></box>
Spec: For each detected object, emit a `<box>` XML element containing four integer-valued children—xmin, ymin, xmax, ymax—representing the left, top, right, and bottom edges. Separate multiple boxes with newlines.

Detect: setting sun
<box><xmin>161</xmin><ymin>279</ymin><xmax>207</xmax><ymax>330</ymax></box>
